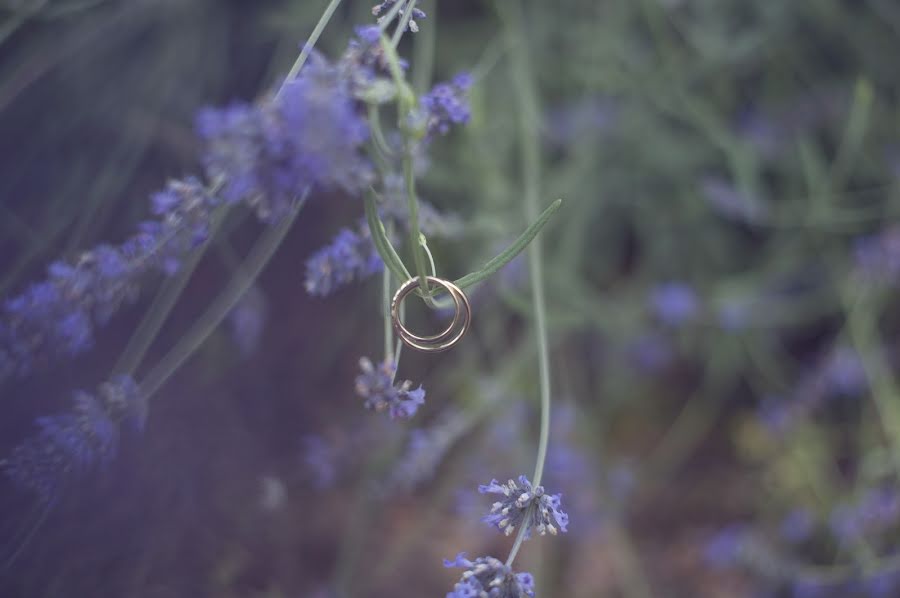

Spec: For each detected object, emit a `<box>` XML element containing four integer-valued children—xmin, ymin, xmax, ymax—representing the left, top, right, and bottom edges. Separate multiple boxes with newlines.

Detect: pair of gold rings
<box><xmin>390</xmin><ymin>276</ymin><xmax>471</xmax><ymax>352</ymax></box>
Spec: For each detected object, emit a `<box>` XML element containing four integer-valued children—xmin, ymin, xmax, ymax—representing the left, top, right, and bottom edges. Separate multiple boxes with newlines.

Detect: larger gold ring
<box><xmin>391</xmin><ymin>276</ymin><xmax>471</xmax><ymax>353</ymax></box>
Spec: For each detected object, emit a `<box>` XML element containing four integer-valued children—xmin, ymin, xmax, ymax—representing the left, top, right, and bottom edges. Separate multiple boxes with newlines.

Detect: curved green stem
<box><xmin>497</xmin><ymin>0</ymin><xmax>553</xmax><ymax>490</ymax></box>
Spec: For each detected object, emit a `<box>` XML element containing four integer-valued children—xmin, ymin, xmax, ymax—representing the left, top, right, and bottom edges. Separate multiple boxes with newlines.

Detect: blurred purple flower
<box><xmin>419</xmin><ymin>73</ymin><xmax>472</xmax><ymax>137</ymax></box>
<box><xmin>304</xmin><ymin>221</ymin><xmax>383</xmax><ymax>296</ymax></box>
<box><xmin>386</xmin><ymin>409</ymin><xmax>473</xmax><ymax>493</ymax></box>
<box><xmin>302</xmin><ymin>435</ymin><xmax>339</xmax><ymax>490</ymax></box>
<box><xmin>700</xmin><ymin>175</ymin><xmax>768</xmax><ymax>225</ymax></box>
<box><xmin>544</xmin><ymin>96</ymin><xmax>617</xmax><ymax>147</ymax></box>
<box><xmin>355</xmin><ymin>357</ymin><xmax>425</xmax><ymax>420</ymax></box>
<box><xmin>704</xmin><ymin>524</ymin><xmax>749</xmax><ymax>569</ymax></box>
<box><xmin>197</xmin><ymin>53</ymin><xmax>372</xmax><ymax>221</ymax></box>
<box><xmin>650</xmin><ymin>282</ymin><xmax>700</xmax><ymax>327</ymax></box>
<box><xmin>853</xmin><ymin>227</ymin><xmax>900</xmax><ymax>282</ymax></box>
<box><xmin>372</xmin><ymin>1</ymin><xmax>426</xmax><ymax>33</ymax></box>
<box><xmin>779</xmin><ymin>508</ymin><xmax>815</xmax><ymax>544</ymax></box>
<box><xmin>1</xmin><ymin>375</ymin><xmax>144</xmax><ymax>504</ymax></box>
<box><xmin>0</xmin><ymin>179</ymin><xmax>219</xmax><ymax>383</ymax></box>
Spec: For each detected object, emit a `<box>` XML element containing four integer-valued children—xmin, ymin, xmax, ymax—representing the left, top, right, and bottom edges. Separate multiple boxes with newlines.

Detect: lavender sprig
<box><xmin>443</xmin><ymin>553</ymin><xmax>535</xmax><ymax>598</ymax></box>
<box><xmin>479</xmin><ymin>475</ymin><xmax>569</xmax><ymax>538</ymax></box>
<box><xmin>355</xmin><ymin>356</ymin><xmax>425</xmax><ymax>420</ymax></box>
<box><xmin>1</xmin><ymin>375</ymin><xmax>145</xmax><ymax>504</ymax></box>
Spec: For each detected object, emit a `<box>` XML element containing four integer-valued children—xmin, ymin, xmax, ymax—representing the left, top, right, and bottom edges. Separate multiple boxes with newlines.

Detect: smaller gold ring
<box><xmin>391</xmin><ymin>276</ymin><xmax>471</xmax><ymax>353</ymax></box>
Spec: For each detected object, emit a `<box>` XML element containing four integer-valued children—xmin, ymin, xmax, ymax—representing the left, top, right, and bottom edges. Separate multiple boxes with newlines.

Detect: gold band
<box><xmin>390</xmin><ymin>276</ymin><xmax>471</xmax><ymax>353</ymax></box>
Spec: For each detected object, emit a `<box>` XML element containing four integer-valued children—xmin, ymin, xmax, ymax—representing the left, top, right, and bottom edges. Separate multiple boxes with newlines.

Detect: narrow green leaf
<box><xmin>454</xmin><ymin>198</ymin><xmax>562</xmax><ymax>290</ymax></box>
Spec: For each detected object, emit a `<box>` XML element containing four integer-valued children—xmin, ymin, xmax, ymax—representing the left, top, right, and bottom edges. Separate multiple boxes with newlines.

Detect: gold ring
<box><xmin>391</xmin><ymin>276</ymin><xmax>471</xmax><ymax>353</ymax></box>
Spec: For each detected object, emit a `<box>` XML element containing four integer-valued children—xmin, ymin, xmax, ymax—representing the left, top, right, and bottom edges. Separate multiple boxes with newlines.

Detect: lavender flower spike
<box><xmin>444</xmin><ymin>553</ymin><xmax>535</xmax><ymax>598</ymax></box>
<box><xmin>355</xmin><ymin>357</ymin><xmax>425</xmax><ymax>420</ymax></box>
<box><xmin>1</xmin><ymin>375</ymin><xmax>145</xmax><ymax>504</ymax></box>
<box><xmin>479</xmin><ymin>475</ymin><xmax>569</xmax><ymax>538</ymax></box>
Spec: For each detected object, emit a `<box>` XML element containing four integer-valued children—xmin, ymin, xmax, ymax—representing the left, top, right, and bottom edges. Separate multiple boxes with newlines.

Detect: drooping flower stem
<box><xmin>376</xmin><ymin>32</ymin><xmax>434</xmax><ymax>302</ymax></box>
<box><xmin>402</xmin><ymin>144</ymin><xmax>433</xmax><ymax>298</ymax></box>
<box><xmin>497</xmin><ymin>0</ymin><xmax>553</xmax><ymax>490</ymax></box>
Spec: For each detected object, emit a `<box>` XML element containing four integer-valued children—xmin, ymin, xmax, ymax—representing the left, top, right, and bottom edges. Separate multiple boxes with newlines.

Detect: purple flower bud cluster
<box><xmin>0</xmin><ymin>178</ymin><xmax>219</xmax><ymax>383</ymax></box>
<box><xmin>305</xmin><ymin>220</ymin><xmax>383</xmax><ymax>297</ymax></box>
<box><xmin>443</xmin><ymin>553</ymin><xmax>535</xmax><ymax>598</ymax></box>
<box><xmin>303</xmin><ymin>194</ymin><xmax>461</xmax><ymax>297</ymax></box>
<box><xmin>700</xmin><ymin>175</ymin><xmax>768</xmax><ymax>225</ymax></box>
<box><xmin>649</xmin><ymin>282</ymin><xmax>700</xmax><ymax>327</ymax></box>
<box><xmin>829</xmin><ymin>486</ymin><xmax>900</xmax><ymax>546</ymax></box>
<box><xmin>196</xmin><ymin>54</ymin><xmax>373</xmax><ymax>222</ymax></box>
<box><xmin>854</xmin><ymin>226</ymin><xmax>900</xmax><ymax>282</ymax></box>
<box><xmin>355</xmin><ymin>357</ymin><xmax>425</xmax><ymax>420</ymax></box>
<box><xmin>420</xmin><ymin>73</ymin><xmax>473</xmax><ymax>137</ymax></box>
<box><xmin>479</xmin><ymin>475</ymin><xmax>569</xmax><ymax>538</ymax></box>
<box><xmin>1</xmin><ymin>375</ymin><xmax>144</xmax><ymax>504</ymax></box>
<box><xmin>386</xmin><ymin>409</ymin><xmax>474</xmax><ymax>493</ymax></box>
<box><xmin>758</xmin><ymin>346</ymin><xmax>866</xmax><ymax>435</ymax></box>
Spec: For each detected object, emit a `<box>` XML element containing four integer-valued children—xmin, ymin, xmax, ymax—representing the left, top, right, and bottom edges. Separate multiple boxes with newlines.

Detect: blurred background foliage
<box><xmin>2</xmin><ymin>0</ymin><xmax>900</xmax><ymax>596</ymax></box>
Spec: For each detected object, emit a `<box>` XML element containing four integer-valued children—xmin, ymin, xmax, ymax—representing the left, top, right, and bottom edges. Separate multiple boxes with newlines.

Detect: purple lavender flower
<box><xmin>779</xmin><ymin>508</ymin><xmax>815</xmax><ymax>544</ymax></box>
<box><xmin>0</xmin><ymin>178</ymin><xmax>220</xmax><ymax>383</ymax></box>
<box><xmin>227</xmin><ymin>285</ymin><xmax>268</xmax><ymax>359</ymax></box>
<box><xmin>443</xmin><ymin>553</ymin><xmax>535</xmax><ymax>598</ymax></box>
<box><xmin>853</xmin><ymin>227</ymin><xmax>900</xmax><ymax>281</ymax></box>
<box><xmin>1</xmin><ymin>375</ymin><xmax>144</xmax><ymax>504</ymax></box>
<box><xmin>650</xmin><ymin>282</ymin><xmax>699</xmax><ymax>326</ymax></box>
<box><xmin>372</xmin><ymin>1</ymin><xmax>426</xmax><ymax>33</ymax></box>
<box><xmin>419</xmin><ymin>73</ymin><xmax>473</xmax><ymax>137</ymax></box>
<box><xmin>304</xmin><ymin>222</ymin><xmax>383</xmax><ymax>296</ymax></box>
<box><xmin>355</xmin><ymin>357</ymin><xmax>425</xmax><ymax>420</ymax></box>
<box><xmin>197</xmin><ymin>54</ymin><xmax>372</xmax><ymax>221</ymax></box>
<box><xmin>479</xmin><ymin>475</ymin><xmax>569</xmax><ymax>538</ymax></box>
<box><xmin>386</xmin><ymin>409</ymin><xmax>473</xmax><ymax>493</ymax></box>
<box><xmin>704</xmin><ymin>524</ymin><xmax>749</xmax><ymax>568</ymax></box>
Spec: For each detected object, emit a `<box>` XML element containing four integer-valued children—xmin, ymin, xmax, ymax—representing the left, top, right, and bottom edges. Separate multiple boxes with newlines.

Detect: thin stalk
<box><xmin>403</xmin><ymin>133</ymin><xmax>432</xmax><ymax>296</ymax></box>
<box><xmin>114</xmin><ymin>183</ymin><xmax>230</xmax><ymax>376</ymax></box>
<box><xmin>139</xmin><ymin>194</ymin><xmax>307</xmax><ymax>400</ymax></box>
<box><xmin>277</xmin><ymin>0</ymin><xmax>344</xmax><ymax>100</ymax></box>
<box><xmin>499</xmin><ymin>0</ymin><xmax>553</xmax><ymax>489</ymax></box>
<box><xmin>391</xmin><ymin>0</ymin><xmax>419</xmax><ymax>47</ymax></box>
<box><xmin>383</xmin><ymin>245</ymin><xmax>394</xmax><ymax>362</ymax></box>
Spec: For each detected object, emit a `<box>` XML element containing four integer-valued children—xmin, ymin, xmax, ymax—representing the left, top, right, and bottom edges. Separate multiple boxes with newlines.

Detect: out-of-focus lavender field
<box><xmin>2</xmin><ymin>1</ymin><xmax>900</xmax><ymax>597</ymax></box>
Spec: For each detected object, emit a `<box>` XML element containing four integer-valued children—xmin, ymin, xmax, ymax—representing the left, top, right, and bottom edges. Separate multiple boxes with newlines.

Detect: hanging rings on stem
<box><xmin>391</xmin><ymin>276</ymin><xmax>471</xmax><ymax>352</ymax></box>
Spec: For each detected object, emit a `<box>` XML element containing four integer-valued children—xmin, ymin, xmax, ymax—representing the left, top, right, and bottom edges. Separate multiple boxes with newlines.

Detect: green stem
<box><xmin>498</xmin><ymin>0</ymin><xmax>553</xmax><ymax>489</ymax></box>
<box><xmin>391</xmin><ymin>0</ymin><xmax>419</xmax><ymax>47</ymax></box>
<box><xmin>138</xmin><ymin>194</ymin><xmax>307</xmax><ymax>400</ymax></box>
<box><xmin>403</xmin><ymin>131</ymin><xmax>431</xmax><ymax>296</ymax></box>
<box><xmin>383</xmin><ymin>243</ymin><xmax>394</xmax><ymax>362</ymax></box>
